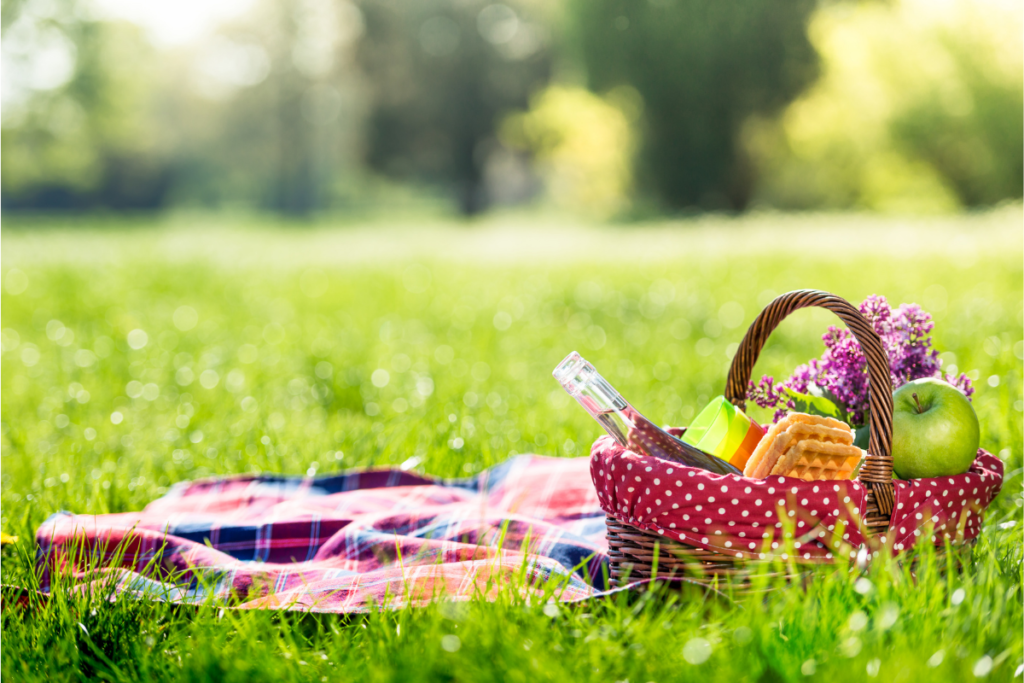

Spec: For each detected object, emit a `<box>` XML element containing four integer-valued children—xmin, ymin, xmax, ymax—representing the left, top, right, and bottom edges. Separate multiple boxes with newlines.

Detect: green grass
<box><xmin>2</xmin><ymin>209</ymin><xmax>1022</xmax><ymax>682</ymax></box>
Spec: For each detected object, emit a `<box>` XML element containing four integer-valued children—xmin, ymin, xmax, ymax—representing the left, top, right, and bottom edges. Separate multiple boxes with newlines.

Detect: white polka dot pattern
<box><xmin>590</xmin><ymin>435</ymin><xmax>869</xmax><ymax>561</ymax></box>
<box><xmin>888</xmin><ymin>450</ymin><xmax>1002</xmax><ymax>551</ymax></box>
<box><xmin>591</xmin><ymin>436</ymin><xmax>1003</xmax><ymax>561</ymax></box>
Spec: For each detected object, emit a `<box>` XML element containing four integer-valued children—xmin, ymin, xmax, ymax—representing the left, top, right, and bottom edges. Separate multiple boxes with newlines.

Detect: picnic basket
<box><xmin>595</xmin><ymin>289</ymin><xmax>1003</xmax><ymax>588</ymax></box>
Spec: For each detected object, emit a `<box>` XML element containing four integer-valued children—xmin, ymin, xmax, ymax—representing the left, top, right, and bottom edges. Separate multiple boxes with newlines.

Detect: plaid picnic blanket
<box><xmin>36</xmin><ymin>455</ymin><xmax>612</xmax><ymax>612</ymax></box>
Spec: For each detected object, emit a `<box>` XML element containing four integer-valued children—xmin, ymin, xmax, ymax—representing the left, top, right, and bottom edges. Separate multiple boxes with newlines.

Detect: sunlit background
<box><xmin>2</xmin><ymin>0</ymin><xmax>1021</xmax><ymax>217</ymax></box>
<box><xmin>2</xmin><ymin>3</ymin><xmax>1023</xmax><ymax>677</ymax></box>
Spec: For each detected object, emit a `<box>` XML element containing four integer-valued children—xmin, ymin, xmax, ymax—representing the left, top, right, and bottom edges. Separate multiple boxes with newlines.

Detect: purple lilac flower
<box><xmin>747</xmin><ymin>375</ymin><xmax>790</xmax><ymax>423</ymax></box>
<box><xmin>750</xmin><ymin>295</ymin><xmax>974</xmax><ymax>425</ymax></box>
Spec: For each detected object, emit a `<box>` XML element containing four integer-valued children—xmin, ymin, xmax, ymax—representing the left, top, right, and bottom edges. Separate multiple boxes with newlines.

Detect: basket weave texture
<box><xmin>596</xmin><ymin>289</ymin><xmax>1004</xmax><ymax>585</ymax></box>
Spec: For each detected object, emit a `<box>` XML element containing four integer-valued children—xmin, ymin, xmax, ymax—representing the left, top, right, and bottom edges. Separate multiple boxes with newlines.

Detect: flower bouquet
<box><xmin>747</xmin><ymin>295</ymin><xmax>974</xmax><ymax>452</ymax></box>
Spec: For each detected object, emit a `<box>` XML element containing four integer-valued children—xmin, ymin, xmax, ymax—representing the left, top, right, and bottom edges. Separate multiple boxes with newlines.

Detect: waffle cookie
<box><xmin>743</xmin><ymin>412</ymin><xmax>863</xmax><ymax>481</ymax></box>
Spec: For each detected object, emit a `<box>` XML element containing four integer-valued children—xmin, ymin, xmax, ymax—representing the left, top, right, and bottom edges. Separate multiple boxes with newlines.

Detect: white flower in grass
<box><xmin>877</xmin><ymin>603</ymin><xmax>899</xmax><ymax>630</ymax></box>
<box><xmin>866</xmin><ymin>659</ymin><xmax>881</xmax><ymax>677</ymax></box>
<box><xmin>682</xmin><ymin>638</ymin><xmax>712</xmax><ymax>665</ymax></box>
<box><xmin>973</xmin><ymin>655</ymin><xmax>992</xmax><ymax>677</ymax></box>
<box><xmin>732</xmin><ymin>626</ymin><xmax>752</xmax><ymax>645</ymax></box>
<box><xmin>848</xmin><ymin>611</ymin><xmax>868</xmax><ymax>631</ymax></box>
<box><xmin>441</xmin><ymin>635</ymin><xmax>461</xmax><ymax>653</ymax></box>
<box><xmin>841</xmin><ymin>636</ymin><xmax>862</xmax><ymax>658</ymax></box>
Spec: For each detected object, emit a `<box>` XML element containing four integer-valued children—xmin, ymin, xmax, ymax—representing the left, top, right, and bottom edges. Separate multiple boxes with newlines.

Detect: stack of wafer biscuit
<box><xmin>743</xmin><ymin>413</ymin><xmax>863</xmax><ymax>481</ymax></box>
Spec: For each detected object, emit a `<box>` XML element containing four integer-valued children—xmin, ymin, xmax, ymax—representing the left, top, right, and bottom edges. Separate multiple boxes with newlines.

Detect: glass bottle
<box><xmin>552</xmin><ymin>351</ymin><xmax>740</xmax><ymax>475</ymax></box>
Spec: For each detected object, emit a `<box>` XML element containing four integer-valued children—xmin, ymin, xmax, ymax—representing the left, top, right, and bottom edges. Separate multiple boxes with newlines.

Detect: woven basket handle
<box><xmin>724</xmin><ymin>290</ymin><xmax>895</xmax><ymax>518</ymax></box>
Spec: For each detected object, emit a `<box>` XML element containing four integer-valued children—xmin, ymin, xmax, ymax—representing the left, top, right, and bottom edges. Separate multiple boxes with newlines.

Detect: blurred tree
<box><xmin>156</xmin><ymin>0</ymin><xmax>367</xmax><ymax>216</ymax></box>
<box><xmin>1</xmin><ymin>0</ymin><xmax>169</xmax><ymax>209</ymax></box>
<box><xmin>744</xmin><ymin>0</ymin><xmax>1023</xmax><ymax>212</ymax></box>
<box><xmin>4</xmin><ymin>0</ymin><xmax>1018</xmax><ymax>217</ymax></box>
<box><xmin>264</xmin><ymin>0</ymin><xmax>366</xmax><ymax>215</ymax></box>
<box><xmin>355</xmin><ymin>0</ymin><xmax>553</xmax><ymax>214</ymax></box>
<box><xmin>500</xmin><ymin>85</ymin><xmax>635</xmax><ymax>219</ymax></box>
<box><xmin>568</xmin><ymin>0</ymin><xmax>818</xmax><ymax>211</ymax></box>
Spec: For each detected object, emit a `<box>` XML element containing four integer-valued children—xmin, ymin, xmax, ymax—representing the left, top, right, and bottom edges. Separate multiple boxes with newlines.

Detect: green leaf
<box><xmin>782</xmin><ymin>387</ymin><xmax>849</xmax><ymax>425</ymax></box>
<box><xmin>852</xmin><ymin>406</ymin><xmax>870</xmax><ymax>450</ymax></box>
<box><xmin>805</xmin><ymin>384</ymin><xmax>847</xmax><ymax>412</ymax></box>
<box><xmin>853</xmin><ymin>426</ymin><xmax>870</xmax><ymax>451</ymax></box>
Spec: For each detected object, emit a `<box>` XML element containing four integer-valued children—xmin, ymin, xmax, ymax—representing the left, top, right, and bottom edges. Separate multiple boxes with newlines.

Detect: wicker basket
<box><xmin>601</xmin><ymin>289</ymin><xmax>997</xmax><ymax>589</ymax></box>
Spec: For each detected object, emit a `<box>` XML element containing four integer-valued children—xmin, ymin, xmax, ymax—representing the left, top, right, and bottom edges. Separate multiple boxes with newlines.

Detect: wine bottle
<box><xmin>552</xmin><ymin>351</ymin><xmax>740</xmax><ymax>475</ymax></box>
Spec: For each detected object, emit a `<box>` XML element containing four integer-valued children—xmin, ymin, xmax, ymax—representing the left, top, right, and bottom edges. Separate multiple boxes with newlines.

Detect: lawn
<box><xmin>2</xmin><ymin>209</ymin><xmax>1022</xmax><ymax>682</ymax></box>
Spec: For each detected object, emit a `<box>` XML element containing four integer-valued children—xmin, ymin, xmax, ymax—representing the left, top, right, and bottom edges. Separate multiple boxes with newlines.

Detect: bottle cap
<box><xmin>553</xmin><ymin>351</ymin><xmax>590</xmax><ymax>396</ymax></box>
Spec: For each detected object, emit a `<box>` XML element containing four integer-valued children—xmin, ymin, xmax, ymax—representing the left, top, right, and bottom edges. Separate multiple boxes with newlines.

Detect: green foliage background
<box><xmin>2</xmin><ymin>0</ymin><xmax>1020</xmax><ymax>215</ymax></box>
<box><xmin>569</xmin><ymin>0</ymin><xmax>819</xmax><ymax>210</ymax></box>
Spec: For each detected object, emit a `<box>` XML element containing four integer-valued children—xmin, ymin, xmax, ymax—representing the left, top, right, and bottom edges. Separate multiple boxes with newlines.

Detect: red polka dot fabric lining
<box><xmin>886</xmin><ymin>450</ymin><xmax>1003</xmax><ymax>551</ymax></box>
<box><xmin>591</xmin><ymin>435</ymin><xmax>1003</xmax><ymax>561</ymax></box>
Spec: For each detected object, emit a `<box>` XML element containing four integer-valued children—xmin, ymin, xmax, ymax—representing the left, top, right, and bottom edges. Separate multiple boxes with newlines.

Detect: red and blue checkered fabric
<box><xmin>36</xmin><ymin>456</ymin><xmax>611</xmax><ymax>612</ymax></box>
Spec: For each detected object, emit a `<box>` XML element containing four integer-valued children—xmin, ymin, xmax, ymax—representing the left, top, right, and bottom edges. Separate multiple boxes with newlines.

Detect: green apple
<box><xmin>891</xmin><ymin>377</ymin><xmax>979</xmax><ymax>479</ymax></box>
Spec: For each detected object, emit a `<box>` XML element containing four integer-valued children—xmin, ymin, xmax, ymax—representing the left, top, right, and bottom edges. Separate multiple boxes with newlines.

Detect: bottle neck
<box><xmin>553</xmin><ymin>351</ymin><xmax>635</xmax><ymax>447</ymax></box>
